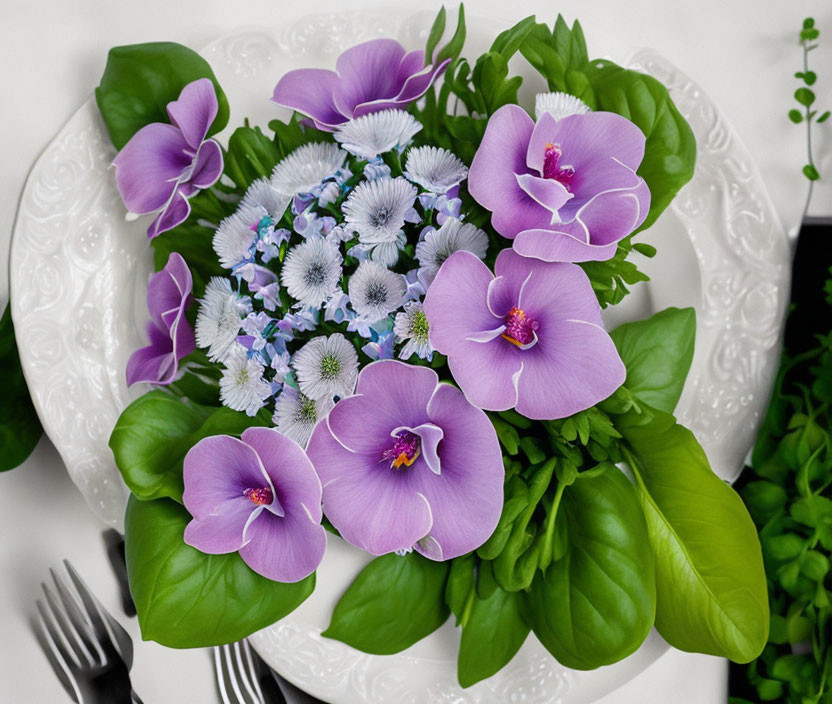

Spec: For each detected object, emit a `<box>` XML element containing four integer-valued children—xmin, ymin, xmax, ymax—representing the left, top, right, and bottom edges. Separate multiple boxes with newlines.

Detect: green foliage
<box><xmin>0</xmin><ymin>303</ymin><xmax>42</xmax><ymax>471</ymax></box>
<box><xmin>224</xmin><ymin>124</ymin><xmax>281</xmax><ymax>190</ymax></box>
<box><xmin>790</xmin><ymin>16</ymin><xmax>827</xmax><ymax>208</ymax></box>
<box><xmin>322</xmin><ymin>552</ymin><xmax>449</xmax><ymax>654</ymax></box>
<box><xmin>458</xmin><ymin>565</ymin><xmax>529</xmax><ymax>687</ymax></box>
<box><xmin>521</xmin><ymin>467</ymin><xmax>656</xmax><ymax>669</ymax></box>
<box><xmin>609</xmin><ymin>307</ymin><xmax>696</xmax><ymax>413</ymax></box>
<box><xmin>619</xmin><ymin>408</ymin><xmax>769</xmax><ymax>662</ymax></box>
<box><xmin>734</xmin><ymin>265</ymin><xmax>832</xmax><ymax>703</ymax></box>
<box><xmin>96</xmin><ymin>42</ymin><xmax>229</xmax><ymax>150</ymax></box>
<box><xmin>125</xmin><ymin>496</ymin><xmax>314</xmax><ymax>647</ymax></box>
<box><xmin>109</xmin><ymin>390</ymin><xmax>271</xmax><ymax>503</ymax></box>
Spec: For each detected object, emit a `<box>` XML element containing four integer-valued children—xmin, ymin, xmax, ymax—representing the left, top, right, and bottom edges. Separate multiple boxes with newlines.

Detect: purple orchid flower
<box><xmin>182</xmin><ymin>427</ymin><xmax>326</xmax><ymax>583</ymax></box>
<box><xmin>306</xmin><ymin>360</ymin><xmax>504</xmax><ymax>560</ymax></box>
<box><xmin>113</xmin><ymin>78</ymin><xmax>224</xmax><ymax>239</ymax></box>
<box><xmin>423</xmin><ymin>249</ymin><xmax>625</xmax><ymax>420</ymax></box>
<box><xmin>126</xmin><ymin>252</ymin><xmax>195</xmax><ymax>386</ymax></box>
<box><xmin>468</xmin><ymin>105</ymin><xmax>651</xmax><ymax>262</ymax></box>
<box><xmin>271</xmin><ymin>39</ymin><xmax>450</xmax><ymax>131</ymax></box>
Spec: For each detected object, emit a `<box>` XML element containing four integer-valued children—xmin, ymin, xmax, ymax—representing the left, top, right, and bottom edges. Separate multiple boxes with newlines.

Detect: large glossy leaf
<box><xmin>619</xmin><ymin>408</ymin><xmax>769</xmax><ymax>662</ymax></box>
<box><xmin>458</xmin><ymin>573</ymin><xmax>529</xmax><ymax>687</ymax></box>
<box><xmin>109</xmin><ymin>391</ymin><xmax>270</xmax><ymax>503</ymax></box>
<box><xmin>520</xmin><ymin>467</ymin><xmax>656</xmax><ymax>669</ymax></box>
<box><xmin>322</xmin><ymin>552</ymin><xmax>449</xmax><ymax>654</ymax></box>
<box><xmin>96</xmin><ymin>42</ymin><xmax>229</xmax><ymax>150</ymax></box>
<box><xmin>0</xmin><ymin>303</ymin><xmax>42</xmax><ymax>471</ymax></box>
<box><xmin>609</xmin><ymin>307</ymin><xmax>696</xmax><ymax>414</ymax></box>
<box><xmin>125</xmin><ymin>497</ymin><xmax>314</xmax><ymax>648</ymax></box>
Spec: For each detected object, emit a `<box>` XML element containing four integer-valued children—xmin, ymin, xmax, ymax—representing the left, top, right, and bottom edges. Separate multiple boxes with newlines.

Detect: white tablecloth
<box><xmin>2</xmin><ymin>0</ymin><xmax>830</xmax><ymax>702</ymax></box>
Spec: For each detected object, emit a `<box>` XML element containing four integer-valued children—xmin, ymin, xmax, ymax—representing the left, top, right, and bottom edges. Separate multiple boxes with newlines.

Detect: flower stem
<box><xmin>801</xmin><ymin>39</ymin><xmax>816</xmax><ymax>224</ymax></box>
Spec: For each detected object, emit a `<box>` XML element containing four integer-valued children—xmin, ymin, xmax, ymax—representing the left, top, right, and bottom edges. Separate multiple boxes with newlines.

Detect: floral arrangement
<box><xmin>102</xmin><ymin>7</ymin><xmax>770</xmax><ymax>687</ymax></box>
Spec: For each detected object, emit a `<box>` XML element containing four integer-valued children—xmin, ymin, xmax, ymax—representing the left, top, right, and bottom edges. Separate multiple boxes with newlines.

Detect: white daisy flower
<box><xmin>394</xmin><ymin>301</ymin><xmax>433</xmax><ymax>361</ymax></box>
<box><xmin>404</xmin><ymin>146</ymin><xmax>468</xmax><ymax>194</ymax></box>
<box><xmin>195</xmin><ymin>278</ymin><xmax>251</xmax><ymax>362</ymax></box>
<box><xmin>212</xmin><ymin>204</ymin><xmax>263</xmax><ymax>269</ymax></box>
<box><xmin>273</xmin><ymin>386</ymin><xmax>334</xmax><ymax>448</ymax></box>
<box><xmin>415</xmin><ymin>218</ymin><xmax>489</xmax><ymax>285</ymax></box>
<box><xmin>219</xmin><ymin>346</ymin><xmax>273</xmax><ymax>416</ymax></box>
<box><xmin>270</xmin><ymin>142</ymin><xmax>347</xmax><ymax>195</ymax></box>
<box><xmin>281</xmin><ymin>237</ymin><xmax>343</xmax><ymax>308</ymax></box>
<box><xmin>348</xmin><ymin>260</ymin><xmax>407</xmax><ymax>322</ymax></box>
<box><xmin>292</xmin><ymin>333</ymin><xmax>359</xmax><ymax>400</ymax></box>
<box><xmin>534</xmin><ymin>91</ymin><xmax>591</xmax><ymax>121</ymax></box>
<box><xmin>241</xmin><ymin>177</ymin><xmax>291</xmax><ymax>220</ymax></box>
<box><xmin>342</xmin><ymin>177</ymin><xmax>417</xmax><ymax>265</ymax></box>
<box><xmin>334</xmin><ymin>110</ymin><xmax>422</xmax><ymax>160</ymax></box>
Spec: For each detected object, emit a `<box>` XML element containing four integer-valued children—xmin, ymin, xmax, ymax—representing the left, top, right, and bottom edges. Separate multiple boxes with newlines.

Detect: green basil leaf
<box><xmin>109</xmin><ymin>391</ymin><xmax>270</xmax><ymax>503</ymax></box>
<box><xmin>125</xmin><ymin>496</ymin><xmax>313</xmax><ymax>647</ymax></box>
<box><xmin>520</xmin><ymin>466</ymin><xmax>656</xmax><ymax>669</ymax></box>
<box><xmin>224</xmin><ymin>125</ymin><xmax>281</xmax><ymax>190</ymax></box>
<box><xmin>609</xmin><ymin>307</ymin><xmax>696</xmax><ymax>414</ymax></box>
<box><xmin>323</xmin><ymin>552</ymin><xmax>449</xmax><ymax>654</ymax></box>
<box><xmin>0</xmin><ymin>303</ymin><xmax>43</xmax><ymax>471</ymax></box>
<box><xmin>458</xmin><ymin>583</ymin><xmax>529</xmax><ymax>687</ymax></box>
<box><xmin>619</xmin><ymin>407</ymin><xmax>769</xmax><ymax>662</ymax></box>
<box><xmin>96</xmin><ymin>42</ymin><xmax>229</xmax><ymax>150</ymax></box>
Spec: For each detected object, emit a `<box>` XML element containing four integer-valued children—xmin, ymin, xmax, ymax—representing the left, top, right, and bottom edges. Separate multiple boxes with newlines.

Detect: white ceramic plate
<box><xmin>10</xmin><ymin>9</ymin><xmax>789</xmax><ymax>704</ymax></box>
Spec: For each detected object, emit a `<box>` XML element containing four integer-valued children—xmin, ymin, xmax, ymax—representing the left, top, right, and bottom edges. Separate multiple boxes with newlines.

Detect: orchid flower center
<box><xmin>501</xmin><ymin>307</ymin><xmax>539</xmax><ymax>349</ymax></box>
<box><xmin>543</xmin><ymin>142</ymin><xmax>575</xmax><ymax>191</ymax></box>
<box><xmin>244</xmin><ymin>487</ymin><xmax>274</xmax><ymax>506</ymax></box>
<box><xmin>382</xmin><ymin>430</ymin><xmax>422</xmax><ymax>470</ymax></box>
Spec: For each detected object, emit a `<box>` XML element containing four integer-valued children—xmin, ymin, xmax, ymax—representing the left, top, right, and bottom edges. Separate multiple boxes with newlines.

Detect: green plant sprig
<box><xmin>789</xmin><ymin>18</ymin><xmax>830</xmax><ymax>223</ymax></box>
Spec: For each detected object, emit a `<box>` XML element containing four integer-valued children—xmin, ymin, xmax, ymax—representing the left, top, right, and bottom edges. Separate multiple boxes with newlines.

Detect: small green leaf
<box><xmin>323</xmin><ymin>552</ymin><xmax>449</xmax><ymax>654</ymax></box>
<box><xmin>458</xmin><ymin>583</ymin><xmax>529</xmax><ymax>687</ymax></box>
<box><xmin>789</xmin><ymin>109</ymin><xmax>804</xmax><ymax>124</ymax></box>
<box><xmin>489</xmin><ymin>16</ymin><xmax>536</xmax><ymax>60</ymax></box>
<box><xmin>765</xmin><ymin>533</ymin><xmax>806</xmax><ymax>561</ymax></box>
<box><xmin>817</xmin><ymin>111</ymin><xmax>831</xmax><ymax>123</ymax></box>
<box><xmin>96</xmin><ymin>42</ymin><xmax>229</xmax><ymax>150</ymax></box>
<box><xmin>803</xmin><ymin>164</ymin><xmax>820</xmax><ymax>181</ymax></box>
<box><xmin>803</xmin><ymin>17</ymin><xmax>815</xmax><ymax>29</ymax></box>
<box><xmin>803</xmin><ymin>71</ymin><xmax>817</xmax><ymax>85</ymax></box>
<box><xmin>424</xmin><ymin>6</ymin><xmax>446</xmax><ymax>65</ymax></box>
<box><xmin>109</xmin><ymin>391</ymin><xmax>270</xmax><ymax>502</ymax></box>
<box><xmin>795</xmin><ymin>87</ymin><xmax>815</xmax><ymax>107</ymax></box>
<box><xmin>619</xmin><ymin>407</ymin><xmax>769</xmax><ymax>663</ymax></box>
<box><xmin>125</xmin><ymin>497</ymin><xmax>314</xmax><ymax>647</ymax></box>
<box><xmin>435</xmin><ymin>5</ymin><xmax>466</xmax><ymax>65</ymax></box>
<box><xmin>741</xmin><ymin>481</ymin><xmax>788</xmax><ymax>523</ymax></box>
<box><xmin>609</xmin><ymin>307</ymin><xmax>697</xmax><ymax>414</ymax></box>
<box><xmin>0</xmin><ymin>303</ymin><xmax>43</xmax><ymax>471</ymax></box>
<box><xmin>632</xmin><ymin>242</ymin><xmax>657</xmax><ymax>257</ymax></box>
<box><xmin>521</xmin><ymin>467</ymin><xmax>656</xmax><ymax>669</ymax></box>
<box><xmin>801</xmin><ymin>28</ymin><xmax>820</xmax><ymax>41</ymax></box>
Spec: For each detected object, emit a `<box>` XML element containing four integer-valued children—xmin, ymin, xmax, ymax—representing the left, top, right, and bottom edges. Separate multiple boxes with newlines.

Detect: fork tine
<box><xmin>233</xmin><ymin>640</ymin><xmax>262</xmax><ymax>703</ymax></box>
<box><xmin>214</xmin><ymin>645</ymin><xmax>239</xmax><ymax>704</ymax></box>
<box><xmin>63</xmin><ymin>559</ymin><xmax>134</xmax><ymax>667</ymax></box>
<box><xmin>224</xmin><ymin>643</ymin><xmax>249</xmax><ymax>704</ymax></box>
<box><xmin>49</xmin><ymin>567</ymin><xmax>104</xmax><ymax>667</ymax></box>
<box><xmin>33</xmin><ymin>601</ymin><xmax>81</xmax><ymax>703</ymax></box>
<box><xmin>40</xmin><ymin>583</ymin><xmax>88</xmax><ymax>669</ymax></box>
<box><xmin>239</xmin><ymin>640</ymin><xmax>265</xmax><ymax>703</ymax></box>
